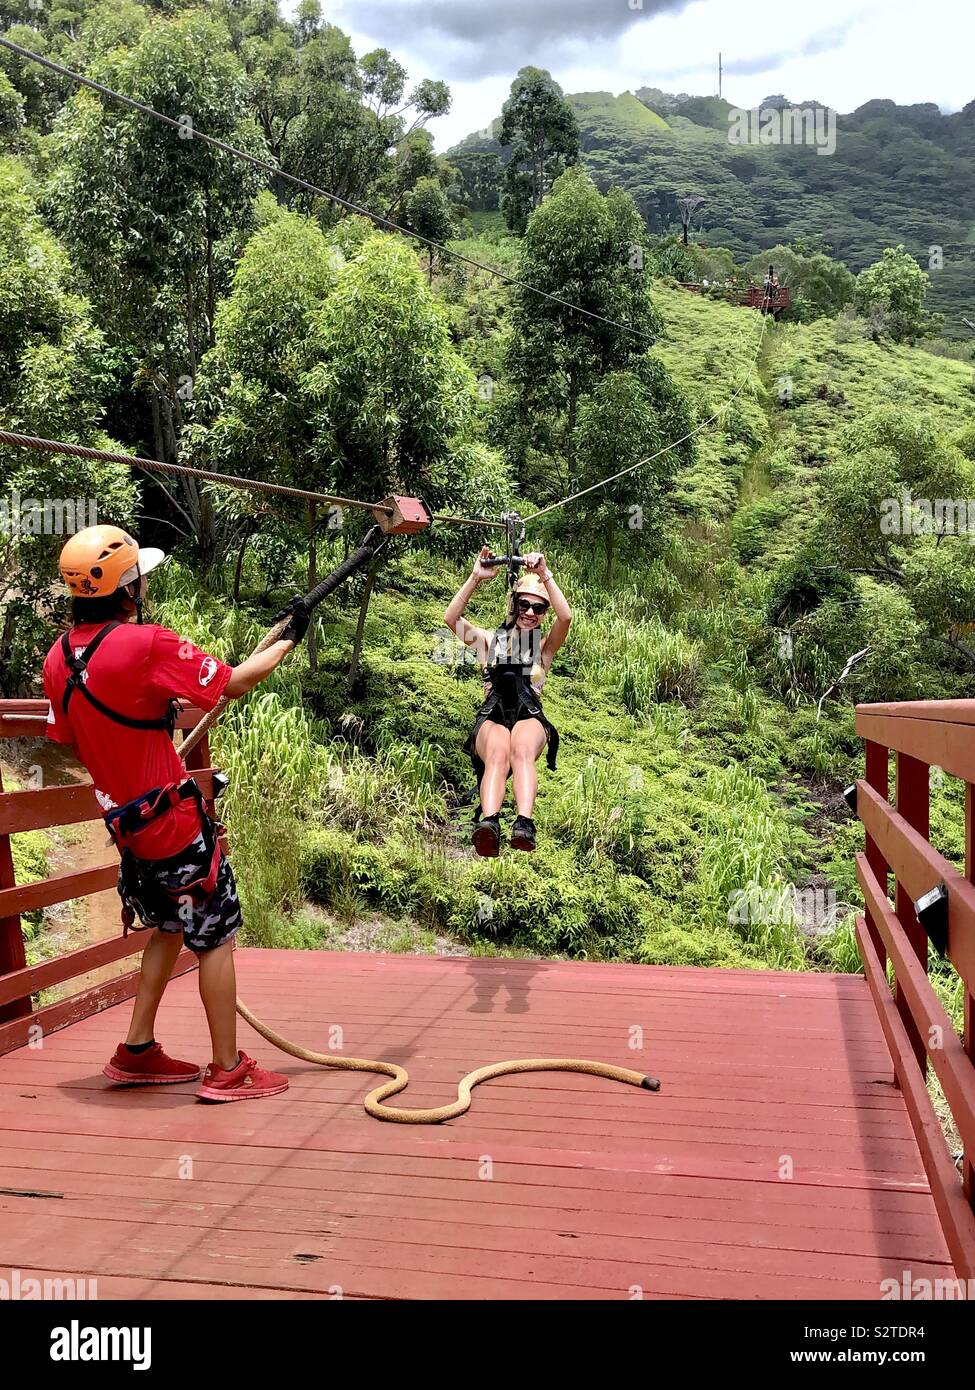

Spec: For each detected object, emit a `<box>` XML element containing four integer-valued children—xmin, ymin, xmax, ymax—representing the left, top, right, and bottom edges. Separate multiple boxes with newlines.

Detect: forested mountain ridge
<box><xmin>450</xmin><ymin>86</ymin><xmax>975</xmax><ymax>337</ymax></box>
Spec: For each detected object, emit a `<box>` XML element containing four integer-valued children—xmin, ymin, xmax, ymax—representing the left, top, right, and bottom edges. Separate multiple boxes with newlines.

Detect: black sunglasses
<box><xmin>516</xmin><ymin>598</ymin><xmax>549</xmax><ymax>615</ymax></box>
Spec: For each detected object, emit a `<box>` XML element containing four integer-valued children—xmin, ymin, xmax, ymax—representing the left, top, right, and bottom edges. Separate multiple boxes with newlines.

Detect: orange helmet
<box><xmin>59</xmin><ymin>526</ymin><xmax>166</xmax><ymax>598</ymax></box>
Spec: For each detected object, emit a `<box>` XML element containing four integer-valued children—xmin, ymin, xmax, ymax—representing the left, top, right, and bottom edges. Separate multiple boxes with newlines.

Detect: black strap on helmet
<box><xmin>60</xmin><ymin>623</ymin><xmax>177</xmax><ymax>735</ymax></box>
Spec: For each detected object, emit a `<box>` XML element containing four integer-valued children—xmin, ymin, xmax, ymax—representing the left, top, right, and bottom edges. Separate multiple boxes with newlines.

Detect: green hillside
<box><xmin>568</xmin><ymin>90</ymin><xmax>669</xmax><ymax>133</ymax></box>
<box><xmin>450</xmin><ymin>87</ymin><xmax>975</xmax><ymax>338</ymax></box>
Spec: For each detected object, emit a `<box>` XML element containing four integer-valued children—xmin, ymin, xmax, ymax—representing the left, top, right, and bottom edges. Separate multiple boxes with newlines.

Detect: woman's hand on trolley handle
<box><xmin>471</xmin><ymin>545</ymin><xmax>501</xmax><ymax>584</ymax></box>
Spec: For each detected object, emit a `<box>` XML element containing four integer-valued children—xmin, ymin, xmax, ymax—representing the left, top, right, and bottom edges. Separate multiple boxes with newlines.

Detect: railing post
<box><xmin>863</xmin><ymin>739</ymin><xmax>889</xmax><ymax>969</ymax></box>
<box><xmin>0</xmin><ymin>763</ymin><xmax>31</xmax><ymax>1024</ymax></box>
<box><xmin>182</xmin><ymin>726</ymin><xmax>214</xmax><ymax>816</ymax></box>
<box><xmin>895</xmin><ymin>751</ymin><xmax>930</xmax><ymax>1074</ymax></box>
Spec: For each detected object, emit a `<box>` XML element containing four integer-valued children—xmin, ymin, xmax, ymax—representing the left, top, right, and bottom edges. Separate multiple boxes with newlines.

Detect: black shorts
<box><xmin>465</xmin><ymin>701</ymin><xmax>559</xmax><ymax>785</ymax></box>
<box><xmin>117</xmin><ymin>831</ymin><xmax>242</xmax><ymax>954</ymax></box>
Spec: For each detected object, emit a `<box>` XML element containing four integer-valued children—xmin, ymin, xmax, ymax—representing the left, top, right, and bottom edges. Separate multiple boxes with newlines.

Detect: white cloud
<box><xmin>314</xmin><ymin>0</ymin><xmax>974</xmax><ymax>149</ymax></box>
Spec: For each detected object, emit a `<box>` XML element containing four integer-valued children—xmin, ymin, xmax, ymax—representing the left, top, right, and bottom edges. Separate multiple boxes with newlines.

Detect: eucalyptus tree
<box><xmin>45</xmin><ymin>8</ymin><xmax>267</xmax><ymax>560</ymax></box>
<box><xmin>499</xmin><ymin>167</ymin><xmax>663</xmax><ymax>495</ymax></box>
<box><xmin>497</xmin><ymin>67</ymin><xmax>579</xmax><ymax>234</ymax></box>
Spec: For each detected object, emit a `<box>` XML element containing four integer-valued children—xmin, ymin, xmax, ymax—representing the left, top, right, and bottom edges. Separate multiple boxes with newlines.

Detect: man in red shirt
<box><xmin>43</xmin><ymin>525</ymin><xmax>310</xmax><ymax>1102</ymax></box>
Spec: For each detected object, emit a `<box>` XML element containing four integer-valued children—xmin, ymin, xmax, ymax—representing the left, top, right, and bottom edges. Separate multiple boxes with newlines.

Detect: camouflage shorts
<box><xmin>117</xmin><ymin>831</ymin><xmax>242</xmax><ymax>954</ymax></box>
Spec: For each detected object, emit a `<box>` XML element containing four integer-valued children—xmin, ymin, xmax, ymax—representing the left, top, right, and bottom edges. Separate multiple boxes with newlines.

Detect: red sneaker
<box><xmin>196</xmin><ymin>1052</ymin><xmax>289</xmax><ymax>1102</ymax></box>
<box><xmin>103</xmin><ymin>1042</ymin><xmax>202</xmax><ymax>1085</ymax></box>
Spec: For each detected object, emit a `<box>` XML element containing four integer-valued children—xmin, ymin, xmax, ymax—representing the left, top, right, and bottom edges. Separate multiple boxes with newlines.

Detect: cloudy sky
<box><xmin>312</xmin><ymin>0</ymin><xmax>974</xmax><ymax>149</ymax></box>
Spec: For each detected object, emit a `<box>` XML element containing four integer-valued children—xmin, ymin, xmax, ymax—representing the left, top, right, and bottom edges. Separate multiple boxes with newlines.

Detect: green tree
<box><xmin>46</xmin><ymin>8</ymin><xmax>267</xmax><ymax>559</ymax></box>
<box><xmin>497</xmin><ymin>67</ymin><xmax>579</xmax><ymax>233</ymax></box>
<box><xmin>0</xmin><ymin>155</ymin><xmax>137</xmax><ymax>694</ymax></box>
<box><xmin>452</xmin><ymin>145</ymin><xmax>503</xmax><ymax>212</ymax></box>
<box><xmin>303</xmin><ymin>233</ymin><xmax>497</xmax><ymax>514</ymax></box>
<box><xmin>404</xmin><ymin>176</ymin><xmax>455</xmax><ymax>281</ymax></box>
<box><xmin>499</xmin><ymin>166</ymin><xmax>662</xmax><ymax>493</ymax></box>
<box><xmin>854</xmin><ymin>246</ymin><xmax>935</xmax><ymax>344</ymax></box>
<box><xmin>818</xmin><ymin>406</ymin><xmax>975</xmax><ymax>672</ymax></box>
<box><xmin>186</xmin><ymin>196</ymin><xmax>344</xmax><ymax>626</ymax></box>
<box><xmin>572</xmin><ymin>357</ymin><xmax>694</xmax><ymax>581</ymax></box>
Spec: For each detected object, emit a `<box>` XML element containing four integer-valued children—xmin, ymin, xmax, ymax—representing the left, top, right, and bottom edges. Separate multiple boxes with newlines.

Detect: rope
<box><xmin>525</xmin><ymin>286</ymin><xmax>775</xmax><ymax>524</ymax></box>
<box><xmin>0</xmin><ymin>429</ymin><xmax>503</xmax><ymax>530</ymax></box>
<box><xmin>179</xmin><ymin>528</ymin><xmax>388</xmax><ymax>759</ymax></box>
<box><xmin>0</xmin><ymin>35</ymin><xmax>657</xmax><ymax>349</ymax></box>
<box><xmin>235</xmin><ymin>997</ymin><xmax>659</xmax><ymax>1123</ymax></box>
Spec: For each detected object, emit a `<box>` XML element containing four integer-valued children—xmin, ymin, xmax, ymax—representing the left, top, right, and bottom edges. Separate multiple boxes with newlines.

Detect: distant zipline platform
<box><xmin>679</xmin><ymin>280</ymin><xmax>792</xmax><ymax>319</ymax></box>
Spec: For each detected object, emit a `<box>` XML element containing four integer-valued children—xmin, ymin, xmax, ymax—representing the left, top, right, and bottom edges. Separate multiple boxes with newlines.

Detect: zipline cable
<box><xmin>0</xmin><ymin>34</ymin><xmax>659</xmax><ymax>348</ymax></box>
<box><xmin>0</xmin><ymin>429</ymin><xmax>503</xmax><ymax>530</ymax></box>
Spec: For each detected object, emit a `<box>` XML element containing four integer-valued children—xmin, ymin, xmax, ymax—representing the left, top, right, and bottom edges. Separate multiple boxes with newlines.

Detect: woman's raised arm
<box><xmin>444</xmin><ymin>547</ymin><xmax>499</xmax><ymax>660</ymax></box>
<box><xmin>524</xmin><ymin>552</ymin><xmax>571</xmax><ymax>665</ymax></box>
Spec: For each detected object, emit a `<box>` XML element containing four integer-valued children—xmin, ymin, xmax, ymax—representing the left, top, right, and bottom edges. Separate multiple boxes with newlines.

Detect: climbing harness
<box><xmin>110</xmin><ymin>778</ymin><xmax>227</xmax><ymax>930</ymax></box>
<box><xmin>61</xmin><ymin>622</ymin><xmax>178</xmax><ymax>736</ymax></box>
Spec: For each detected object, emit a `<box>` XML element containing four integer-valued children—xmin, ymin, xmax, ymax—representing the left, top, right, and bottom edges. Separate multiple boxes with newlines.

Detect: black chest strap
<box><xmin>60</xmin><ymin>623</ymin><xmax>177</xmax><ymax>735</ymax></box>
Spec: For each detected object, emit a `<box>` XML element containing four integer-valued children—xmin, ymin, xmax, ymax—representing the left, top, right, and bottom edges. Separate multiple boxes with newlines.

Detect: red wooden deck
<box><xmin>0</xmin><ymin>949</ymin><xmax>954</xmax><ymax>1300</ymax></box>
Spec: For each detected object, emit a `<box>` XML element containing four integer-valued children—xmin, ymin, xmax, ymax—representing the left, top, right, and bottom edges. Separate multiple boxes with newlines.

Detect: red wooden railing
<box><xmin>0</xmin><ymin>700</ymin><xmax>216</xmax><ymax>1052</ymax></box>
<box><xmin>855</xmin><ymin>699</ymin><xmax>975</xmax><ymax>1281</ymax></box>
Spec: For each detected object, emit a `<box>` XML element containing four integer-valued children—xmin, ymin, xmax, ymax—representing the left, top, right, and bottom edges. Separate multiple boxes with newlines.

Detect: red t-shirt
<box><xmin>43</xmin><ymin>622</ymin><xmax>233</xmax><ymax>860</ymax></box>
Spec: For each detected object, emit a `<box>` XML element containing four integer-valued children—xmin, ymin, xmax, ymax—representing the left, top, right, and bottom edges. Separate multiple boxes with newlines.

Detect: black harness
<box><xmin>466</xmin><ymin>629</ymin><xmax>560</xmax><ymax>780</ymax></box>
<box><xmin>60</xmin><ymin>622</ymin><xmax>178</xmax><ymax>736</ymax></box>
<box><xmin>109</xmin><ymin>779</ymin><xmax>226</xmax><ymax>932</ymax></box>
<box><xmin>58</xmin><ymin>621</ymin><xmax>223</xmax><ymax>929</ymax></box>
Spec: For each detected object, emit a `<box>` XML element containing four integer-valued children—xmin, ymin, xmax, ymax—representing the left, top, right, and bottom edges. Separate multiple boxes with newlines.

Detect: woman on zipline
<box><xmin>445</xmin><ymin>549</ymin><xmax>571</xmax><ymax>856</ymax></box>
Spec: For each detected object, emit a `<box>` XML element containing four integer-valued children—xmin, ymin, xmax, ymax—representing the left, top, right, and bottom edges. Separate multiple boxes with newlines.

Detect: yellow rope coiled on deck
<box><xmin>235</xmin><ymin>998</ymin><xmax>660</xmax><ymax>1124</ymax></box>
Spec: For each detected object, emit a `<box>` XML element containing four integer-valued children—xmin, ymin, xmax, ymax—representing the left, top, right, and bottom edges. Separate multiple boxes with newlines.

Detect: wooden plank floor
<box><xmin>0</xmin><ymin>950</ymin><xmax>954</xmax><ymax>1300</ymax></box>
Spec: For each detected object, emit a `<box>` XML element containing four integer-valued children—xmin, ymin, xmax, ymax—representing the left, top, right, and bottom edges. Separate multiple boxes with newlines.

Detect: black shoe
<box><xmin>510</xmin><ymin>815</ymin><xmax>537</xmax><ymax>852</ymax></box>
<box><xmin>472</xmin><ymin>813</ymin><xmax>501</xmax><ymax>858</ymax></box>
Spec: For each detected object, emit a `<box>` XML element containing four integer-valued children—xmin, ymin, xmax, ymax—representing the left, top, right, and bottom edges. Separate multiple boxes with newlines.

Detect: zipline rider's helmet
<box><xmin>506</xmin><ymin>571</ymin><xmax>550</xmax><ymax>625</ymax></box>
<box><xmin>511</xmin><ymin>573</ymin><xmax>550</xmax><ymax>605</ymax></box>
<box><xmin>59</xmin><ymin>525</ymin><xmax>166</xmax><ymax>600</ymax></box>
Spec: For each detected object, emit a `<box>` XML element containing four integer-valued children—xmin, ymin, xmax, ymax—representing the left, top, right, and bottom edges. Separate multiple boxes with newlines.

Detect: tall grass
<box><xmin>548</xmin><ymin>756</ymin><xmax>646</xmax><ymax>866</ymax></box>
<box><xmin>571</xmin><ymin>606</ymin><xmax>704</xmax><ymax>711</ymax></box>
<box><xmin>695</xmin><ymin>764</ymin><xmax>806</xmax><ymax>969</ymax></box>
<box><xmin>323</xmin><ymin>735</ymin><xmax>448</xmax><ymax>835</ymax></box>
<box><xmin>214</xmin><ymin>693</ymin><xmax>332</xmax><ymax>941</ymax></box>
